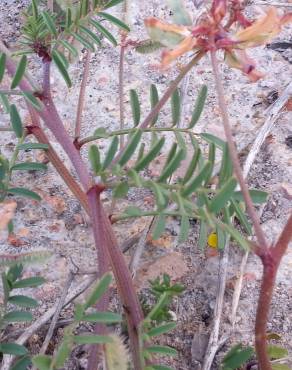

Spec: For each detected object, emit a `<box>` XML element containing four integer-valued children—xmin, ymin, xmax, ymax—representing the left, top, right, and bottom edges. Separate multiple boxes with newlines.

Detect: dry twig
<box><xmin>38</xmin><ymin>273</ymin><xmax>74</xmax><ymax>356</ymax></box>
<box><xmin>75</xmin><ymin>50</ymin><xmax>92</xmax><ymax>139</ymax></box>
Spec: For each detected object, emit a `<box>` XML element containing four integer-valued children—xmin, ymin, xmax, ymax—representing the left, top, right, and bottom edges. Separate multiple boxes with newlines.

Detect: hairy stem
<box><xmin>255</xmin><ymin>213</ymin><xmax>292</xmax><ymax>369</ymax></box>
<box><xmin>3</xmin><ymin>47</ymin><xmax>144</xmax><ymax>369</ymax></box>
<box><xmin>28</xmin><ymin>124</ymin><xmax>90</xmax><ymax>213</ymax></box>
<box><xmin>89</xmin><ymin>190</ymin><xmax>143</xmax><ymax>370</ymax></box>
<box><xmin>43</xmin><ymin>62</ymin><xmax>51</xmax><ymax>98</ymax></box>
<box><xmin>86</xmin><ymin>187</ymin><xmax>110</xmax><ymax>370</ymax></box>
<box><xmin>75</xmin><ymin>50</ymin><xmax>91</xmax><ymax>139</ymax></box>
<box><xmin>210</xmin><ymin>51</ymin><xmax>268</xmax><ymax>251</ymax></box>
<box><xmin>255</xmin><ymin>254</ymin><xmax>275</xmax><ymax>370</ymax></box>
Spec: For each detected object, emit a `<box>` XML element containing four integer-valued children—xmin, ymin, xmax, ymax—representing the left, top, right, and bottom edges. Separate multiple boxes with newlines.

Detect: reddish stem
<box><xmin>42</xmin><ymin>61</ymin><xmax>51</xmax><ymax>98</ymax></box>
<box><xmin>87</xmin><ymin>189</ymin><xmax>143</xmax><ymax>370</ymax></box>
<box><xmin>255</xmin><ymin>214</ymin><xmax>292</xmax><ymax>370</ymax></box>
<box><xmin>27</xmin><ymin>124</ymin><xmax>90</xmax><ymax>214</ymax></box>
<box><xmin>255</xmin><ymin>252</ymin><xmax>275</xmax><ymax>370</ymax></box>
<box><xmin>3</xmin><ymin>49</ymin><xmax>144</xmax><ymax>369</ymax></box>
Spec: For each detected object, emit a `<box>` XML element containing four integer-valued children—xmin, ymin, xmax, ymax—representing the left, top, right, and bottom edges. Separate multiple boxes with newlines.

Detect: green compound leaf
<box><xmin>147</xmin><ymin>322</ymin><xmax>176</xmax><ymax>337</ymax></box>
<box><xmin>222</xmin><ymin>344</ymin><xmax>254</xmax><ymax>370</ymax></box>
<box><xmin>3</xmin><ymin>311</ymin><xmax>33</xmax><ymax>323</ymax></box>
<box><xmin>209</xmin><ymin>177</ymin><xmax>237</xmax><ymax>213</ymax></box>
<box><xmin>13</xmin><ymin>276</ymin><xmax>45</xmax><ymax>289</ymax></box>
<box><xmin>134</xmin><ymin>137</ymin><xmax>165</xmax><ymax>172</ymax></box>
<box><xmin>0</xmin><ymin>92</ymin><xmax>10</xmax><ymax>113</ymax></box>
<box><xmin>198</xmin><ymin>221</ymin><xmax>208</xmax><ymax>250</ymax></box>
<box><xmin>150</xmin><ymin>83</ymin><xmax>159</xmax><ymax>125</ymax></box>
<box><xmin>52</xmin><ymin>50</ymin><xmax>72</xmax><ymax>87</ymax></box>
<box><xmin>178</xmin><ymin>215</ymin><xmax>190</xmax><ymax>242</ymax></box>
<box><xmin>182</xmin><ymin>147</ymin><xmax>201</xmax><ymax>184</ymax></box>
<box><xmin>59</xmin><ymin>40</ymin><xmax>78</xmax><ymax>58</ymax></box>
<box><xmin>113</xmin><ymin>182</ymin><xmax>129</xmax><ymax>198</ymax></box>
<box><xmin>11</xmin><ymin>55</ymin><xmax>27</xmax><ymax>89</ymax></box>
<box><xmin>22</xmin><ymin>92</ymin><xmax>42</xmax><ymax>110</ymax></box>
<box><xmin>98</xmin><ymin>12</ymin><xmax>130</xmax><ymax>32</ymax></box>
<box><xmin>104</xmin><ymin>0</ymin><xmax>124</xmax><ymax>9</ymax></box>
<box><xmin>17</xmin><ymin>143</ymin><xmax>49</xmax><ymax>150</ymax></box>
<box><xmin>32</xmin><ymin>355</ymin><xmax>52</xmax><ymax>370</ymax></box>
<box><xmin>118</xmin><ymin>129</ymin><xmax>142</xmax><ymax>167</ymax></box>
<box><xmin>171</xmin><ymin>88</ymin><xmax>180</xmax><ymax>126</ymax></box>
<box><xmin>267</xmin><ymin>345</ymin><xmax>288</xmax><ymax>360</ymax></box>
<box><xmin>84</xmin><ymin>273</ymin><xmax>112</xmax><ymax>309</ymax></box>
<box><xmin>135</xmin><ymin>40</ymin><xmax>163</xmax><ymax>55</ymax></box>
<box><xmin>41</xmin><ymin>11</ymin><xmax>57</xmax><ymax>37</ymax></box>
<box><xmin>82</xmin><ymin>312</ymin><xmax>122</xmax><ymax>323</ymax></box>
<box><xmin>158</xmin><ymin>148</ymin><xmax>185</xmax><ymax>182</ymax></box>
<box><xmin>0</xmin><ymin>53</ymin><xmax>6</xmax><ymax>83</ymax></box>
<box><xmin>146</xmin><ymin>345</ymin><xmax>178</xmax><ymax>356</ymax></box>
<box><xmin>233</xmin><ymin>189</ymin><xmax>268</xmax><ymax>204</ymax></box>
<box><xmin>152</xmin><ymin>214</ymin><xmax>166</xmax><ymax>240</ymax></box>
<box><xmin>79</xmin><ymin>25</ymin><xmax>102</xmax><ymax>46</ymax></box>
<box><xmin>182</xmin><ymin>161</ymin><xmax>212</xmax><ymax>197</ymax></box>
<box><xmin>201</xmin><ymin>133</ymin><xmax>225</xmax><ymax>150</ymax></box>
<box><xmin>8</xmin><ymin>295</ymin><xmax>38</xmax><ymax>308</ymax></box>
<box><xmin>11</xmin><ymin>162</ymin><xmax>47</xmax><ymax>171</ymax></box>
<box><xmin>89</xmin><ymin>19</ymin><xmax>117</xmax><ymax>46</ymax></box>
<box><xmin>10</xmin><ymin>104</ymin><xmax>23</xmax><ymax>138</ymax></box>
<box><xmin>130</xmin><ymin>89</ymin><xmax>141</xmax><ymax>126</ymax></box>
<box><xmin>89</xmin><ymin>145</ymin><xmax>101</xmax><ymax>175</ymax></box>
<box><xmin>188</xmin><ymin>85</ymin><xmax>207</xmax><ymax>128</ymax></box>
<box><xmin>8</xmin><ymin>187</ymin><xmax>41</xmax><ymax>201</ymax></box>
<box><xmin>102</xmin><ymin>136</ymin><xmax>119</xmax><ymax>170</ymax></box>
<box><xmin>0</xmin><ymin>343</ymin><xmax>28</xmax><ymax>356</ymax></box>
<box><xmin>11</xmin><ymin>356</ymin><xmax>31</xmax><ymax>370</ymax></box>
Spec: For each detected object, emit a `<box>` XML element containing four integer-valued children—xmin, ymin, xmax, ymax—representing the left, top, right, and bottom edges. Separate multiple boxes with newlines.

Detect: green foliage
<box><xmin>0</xmin><ymin>264</ymin><xmax>45</xmax><ymax>364</ymax></box>
<box><xmin>10</xmin><ymin>105</ymin><xmax>23</xmax><ymax>138</ymax></box>
<box><xmin>171</xmin><ymin>88</ymin><xmax>181</xmax><ymax>126</ymax></box>
<box><xmin>0</xmin><ymin>53</ymin><xmax>6</xmax><ymax>82</ymax></box>
<box><xmin>147</xmin><ymin>274</ymin><xmax>184</xmax><ymax>323</ymax></box>
<box><xmin>130</xmin><ymin>89</ymin><xmax>141</xmax><ymax>127</ymax></box>
<box><xmin>15</xmin><ymin>0</ymin><xmax>129</xmax><ymax>86</ymax></box>
<box><xmin>32</xmin><ymin>273</ymin><xmax>121</xmax><ymax>369</ymax></box>
<box><xmin>267</xmin><ymin>345</ymin><xmax>288</xmax><ymax>360</ymax></box>
<box><xmin>139</xmin><ymin>274</ymin><xmax>182</xmax><ymax>369</ymax></box>
<box><xmin>80</xmin><ymin>83</ymin><xmax>263</xmax><ymax>250</ymax></box>
<box><xmin>11</xmin><ymin>56</ymin><xmax>27</xmax><ymax>89</ymax></box>
<box><xmin>222</xmin><ymin>344</ymin><xmax>254</xmax><ymax>370</ymax></box>
<box><xmin>135</xmin><ymin>40</ymin><xmax>164</xmax><ymax>54</ymax></box>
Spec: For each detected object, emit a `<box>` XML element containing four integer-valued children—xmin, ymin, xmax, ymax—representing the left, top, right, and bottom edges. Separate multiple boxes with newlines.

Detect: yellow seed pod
<box><xmin>207</xmin><ymin>232</ymin><xmax>218</xmax><ymax>248</ymax></box>
<box><xmin>105</xmin><ymin>334</ymin><xmax>128</xmax><ymax>370</ymax></box>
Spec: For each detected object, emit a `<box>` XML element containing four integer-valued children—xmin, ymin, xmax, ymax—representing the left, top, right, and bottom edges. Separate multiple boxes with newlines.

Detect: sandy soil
<box><xmin>0</xmin><ymin>1</ymin><xmax>292</xmax><ymax>369</ymax></box>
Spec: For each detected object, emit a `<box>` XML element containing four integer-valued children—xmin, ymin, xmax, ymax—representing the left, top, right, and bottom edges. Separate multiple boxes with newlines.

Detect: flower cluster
<box><xmin>145</xmin><ymin>0</ymin><xmax>291</xmax><ymax>81</ymax></box>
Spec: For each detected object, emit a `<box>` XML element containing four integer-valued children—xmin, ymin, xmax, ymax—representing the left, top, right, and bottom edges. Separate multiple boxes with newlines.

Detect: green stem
<box><xmin>113</xmin><ymin>210</ymin><xmax>202</xmax><ymax>222</ymax></box>
<box><xmin>79</xmin><ymin>127</ymin><xmax>199</xmax><ymax>147</ymax></box>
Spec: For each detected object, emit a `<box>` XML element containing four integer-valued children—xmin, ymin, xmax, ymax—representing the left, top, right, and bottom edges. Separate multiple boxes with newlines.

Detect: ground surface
<box><xmin>0</xmin><ymin>1</ymin><xmax>292</xmax><ymax>369</ymax></box>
